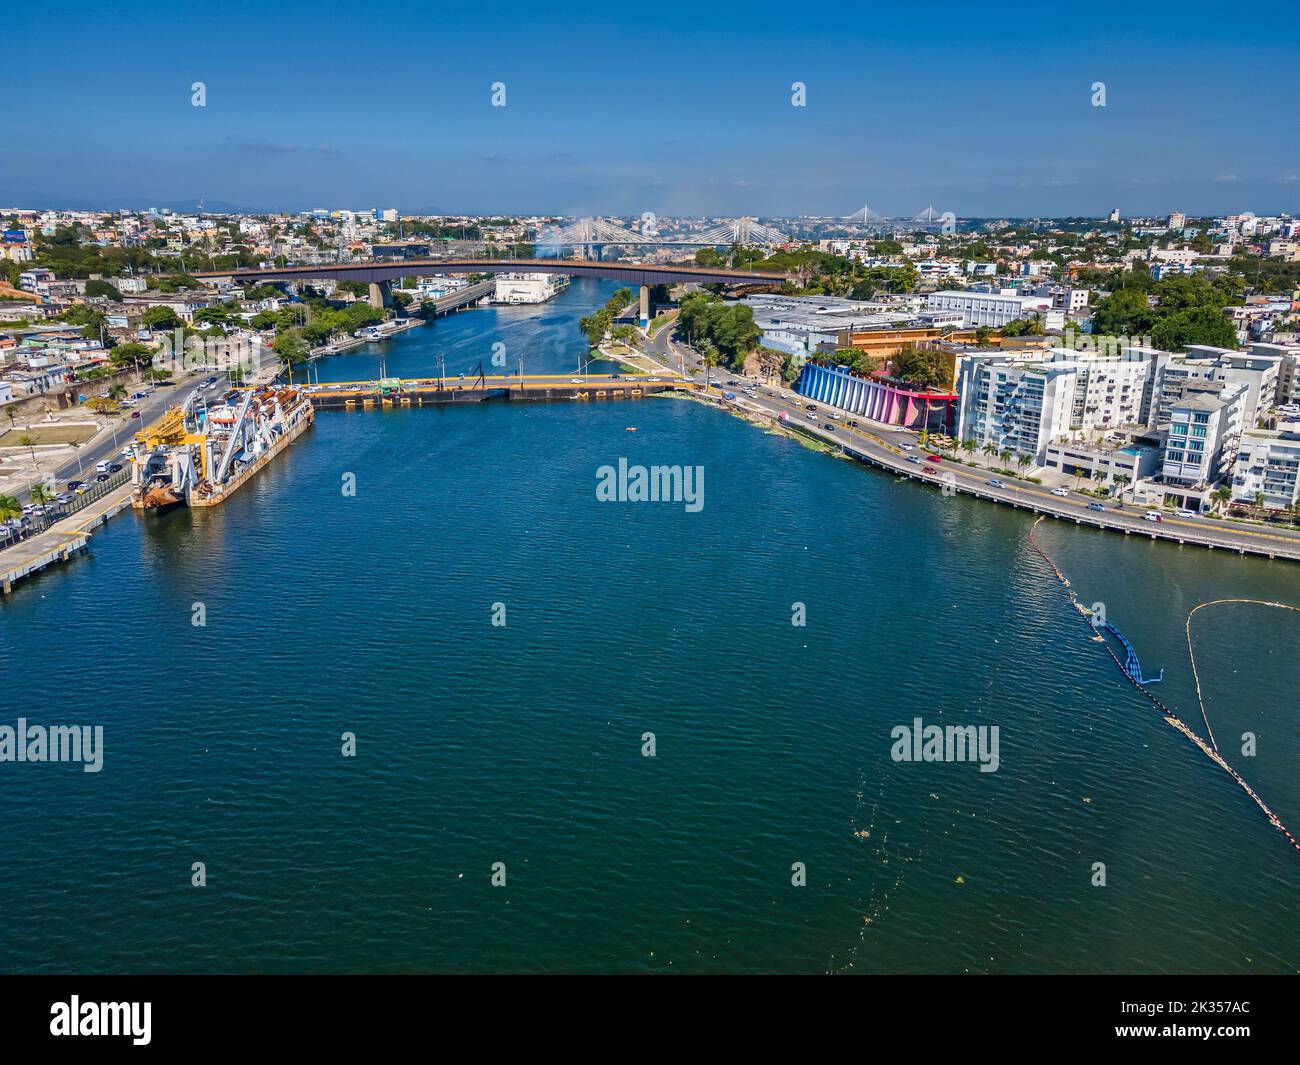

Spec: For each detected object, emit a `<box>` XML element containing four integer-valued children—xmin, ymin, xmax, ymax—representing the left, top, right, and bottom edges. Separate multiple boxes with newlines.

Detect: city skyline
<box><xmin>5</xmin><ymin>0</ymin><xmax>1298</xmax><ymax>218</ymax></box>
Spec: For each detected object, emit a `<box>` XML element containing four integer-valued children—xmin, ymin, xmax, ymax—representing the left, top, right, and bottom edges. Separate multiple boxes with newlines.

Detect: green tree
<box><xmin>84</xmin><ymin>278</ymin><xmax>123</xmax><ymax>301</ymax></box>
<box><xmin>142</xmin><ymin>306</ymin><xmax>185</xmax><ymax>332</ymax></box>
<box><xmin>1150</xmin><ymin>306</ymin><xmax>1238</xmax><ymax>351</ymax></box>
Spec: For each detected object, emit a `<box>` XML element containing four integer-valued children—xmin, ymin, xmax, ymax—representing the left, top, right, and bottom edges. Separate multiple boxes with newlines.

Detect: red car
<box><xmin>922</xmin><ymin>464</ymin><xmax>938</xmax><ymax>474</ymax></box>
<box><xmin>926</xmin><ymin>454</ymin><xmax>942</xmax><ymax>463</ymax></box>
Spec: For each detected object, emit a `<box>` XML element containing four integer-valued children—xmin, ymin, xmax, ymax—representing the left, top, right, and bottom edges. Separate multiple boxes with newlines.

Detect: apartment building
<box><xmin>1160</xmin><ymin>386</ymin><xmax>1247</xmax><ymax>489</ymax></box>
<box><xmin>1182</xmin><ymin>346</ymin><xmax>1281</xmax><ymax>426</ymax></box>
<box><xmin>1233</xmin><ymin>424</ymin><xmax>1300</xmax><ymax>507</ymax></box>
<box><xmin>955</xmin><ymin>355</ymin><xmax>1075</xmax><ymax>461</ymax></box>
<box><xmin>956</xmin><ymin>348</ymin><xmax>1157</xmax><ymax>462</ymax></box>
<box><xmin>1246</xmin><ymin>342</ymin><xmax>1300</xmax><ymax>405</ymax></box>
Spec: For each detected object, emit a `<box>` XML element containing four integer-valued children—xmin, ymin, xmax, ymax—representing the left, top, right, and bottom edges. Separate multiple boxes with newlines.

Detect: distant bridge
<box><xmin>532</xmin><ymin>216</ymin><xmax>791</xmax><ymax>250</ymax></box>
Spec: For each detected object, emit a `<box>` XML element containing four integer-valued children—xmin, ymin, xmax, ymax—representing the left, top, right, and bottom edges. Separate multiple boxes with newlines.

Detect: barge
<box><xmin>130</xmin><ymin>385</ymin><xmax>314</xmax><ymax>510</ymax></box>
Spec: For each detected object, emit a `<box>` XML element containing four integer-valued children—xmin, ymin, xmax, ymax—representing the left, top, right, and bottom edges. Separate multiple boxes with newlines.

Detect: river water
<box><xmin>1</xmin><ymin>278</ymin><xmax>1296</xmax><ymax>973</ymax></box>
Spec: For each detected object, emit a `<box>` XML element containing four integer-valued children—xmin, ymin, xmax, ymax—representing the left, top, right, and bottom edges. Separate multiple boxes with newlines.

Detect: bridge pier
<box><xmin>639</xmin><ymin>285</ymin><xmax>650</xmax><ymax>329</ymax></box>
<box><xmin>368</xmin><ymin>281</ymin><xmax>393</xmax><ymax>310</ymax></box>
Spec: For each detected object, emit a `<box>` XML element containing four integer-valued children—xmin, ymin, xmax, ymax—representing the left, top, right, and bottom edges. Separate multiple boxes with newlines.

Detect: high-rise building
<box><xmin>1161</xmin><ymin>386</ymin><xmax>1247</xmax><ymax>489</ymax></box>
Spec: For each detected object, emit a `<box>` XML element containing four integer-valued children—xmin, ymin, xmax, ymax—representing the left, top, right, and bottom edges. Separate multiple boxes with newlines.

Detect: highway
<box><xmin>657</xmin><ymin>331</ymin><xmax>1300</xmax><ymax>564</ymax></box>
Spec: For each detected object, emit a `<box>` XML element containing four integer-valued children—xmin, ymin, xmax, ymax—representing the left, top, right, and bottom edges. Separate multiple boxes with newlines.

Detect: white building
<box><xmin>492</xmin><ymin>273</ymin><xmax>570</xmax><ymax>305</ymax></box>
<box><xmin>1181</xmin><ymin>346</ymin><xmax>1281</xmax><ymax>427</ymax></box>
<box><xmin>1160</xmin><ymin>386</ymin><xmax>1246</xmax><ymax>489</ymax></box>
<box><xmin>1233</xmin><ymin>424</ymin><xmax>1300</xmax><ymax>507</ymax></box>
<box><xmin>927</xmin><ymin>289</ymin><xmax>1055</xmax><ymax>329</ymax></box>
<box><xmin>955</xmin><ymin>354</ymin><xmax>1075</xmax><ymax>461</ymax></box>
<box><xmin>956</xmin><ymin>347</ymin><xmax>1159</xmax><ymax>462</ymax></box>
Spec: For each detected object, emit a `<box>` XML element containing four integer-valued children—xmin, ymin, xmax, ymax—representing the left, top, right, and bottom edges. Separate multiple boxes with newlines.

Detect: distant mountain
<box><xmin>0</xmin><ymin>189</ymin><xmax>286</xmax><ymax>214</ymax></box>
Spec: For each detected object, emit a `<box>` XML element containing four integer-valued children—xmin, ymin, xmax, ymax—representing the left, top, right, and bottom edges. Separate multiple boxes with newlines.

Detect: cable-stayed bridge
<box><xmin>532</xmin><ymin>216</ymin><xmax>791</xmax><ymax>252</ymax></box>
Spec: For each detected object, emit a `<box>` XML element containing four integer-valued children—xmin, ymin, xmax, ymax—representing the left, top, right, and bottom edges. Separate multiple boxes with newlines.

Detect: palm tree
<box><xmin>1211</xmin><ymin>486</ymin><xmax>1232</xmax><ymax>514</ymax></box>
<box><xmin>1253</xmin><ymin>491</ymin><xmax>1268</xmax><ymax>515</ymax></box>
<box><xmin>108</xmin><ymin>383</ymin><xmax>127</xmax><ymax>400</ymax></box>
<box><xmin>28</xmin><ymin>481</ymin><xmax>51</xmax><ymax>506</ymax></box>
<box><xmin>18</xmin><ymin>434</ymin><xmax>38</xmax><ymax>470</ymax></box>
<box><xmin>962</xmin><ymin>438</ymin><xmax>978</xmax><ymax>464</ymax></box>
<box><xmin>0</xmin><ymin>494</ymin><xmax>20</xmax><ymax>522</ymax></box>
<box><xmin>700</xmin><ymin>346</ymin><xmax>719</xmax><ymax>391</ymax></box>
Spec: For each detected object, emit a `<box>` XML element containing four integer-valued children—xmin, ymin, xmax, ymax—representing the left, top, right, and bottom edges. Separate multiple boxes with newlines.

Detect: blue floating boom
<box><xmin>1102</xmin><ymin>622</ymin><xmax>1164</xmax><ymax>684</ymax></box>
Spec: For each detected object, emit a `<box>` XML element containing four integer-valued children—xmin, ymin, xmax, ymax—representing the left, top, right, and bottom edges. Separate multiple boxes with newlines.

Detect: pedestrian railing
<box><xmin>0</xmin><ymin>466</ymin><xmax>132</xmax><ymax>553</ymax></box>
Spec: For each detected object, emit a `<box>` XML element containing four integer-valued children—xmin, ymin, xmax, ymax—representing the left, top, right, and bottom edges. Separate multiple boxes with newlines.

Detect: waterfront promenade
<box><xmin>646</xmin><ymin>331</ymin><xmax>1300</xmax><ymax>564</ymax></box>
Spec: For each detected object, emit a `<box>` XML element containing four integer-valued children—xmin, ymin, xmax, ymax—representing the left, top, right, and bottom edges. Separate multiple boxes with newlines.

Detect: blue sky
<box><xmin>3</xmin><ymin>0</ymin><xmax>1297</xmax><ymax>218</ymax></box>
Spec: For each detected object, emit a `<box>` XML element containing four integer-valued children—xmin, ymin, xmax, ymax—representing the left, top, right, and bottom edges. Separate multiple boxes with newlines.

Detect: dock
<box><xmin>1</xmin><ymin>483</ymin><xmax>134</xmax><ymax>596</ymax></box>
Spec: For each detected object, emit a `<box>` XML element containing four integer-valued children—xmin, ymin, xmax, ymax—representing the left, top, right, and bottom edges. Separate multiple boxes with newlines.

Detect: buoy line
<box><xmin>1185</xmin><ymin>598</ymin><xmax>1300</xmax><ymax>753</ymax></box>
<box><xmin>1028</xmin><ymin>518</ymin><xmax>1300</xmax><ymax>856</ymax></box>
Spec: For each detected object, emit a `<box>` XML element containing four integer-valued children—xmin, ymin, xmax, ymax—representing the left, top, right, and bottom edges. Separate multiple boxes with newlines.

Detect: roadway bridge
<box><xmin>195</xmin><ymin>259</ymin><xmax>789</xmax><ymax>325</ymax></box>
<box><xmin>302</xmin><ymin>372</ymin><xmax>697</xmax><ymax>410</ymax></box>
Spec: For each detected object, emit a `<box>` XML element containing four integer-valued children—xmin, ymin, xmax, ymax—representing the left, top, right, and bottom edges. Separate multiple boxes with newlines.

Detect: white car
<box><xmin>571</xmin><ymin>378</ymin><xmax>584</xmax><ymax>384</ymax></box>
<box><xmin>828</xmin><ymin>412</ymin><xmax>840</xmax><ymax>421</ymax></box>
<box><xmin>1175</xmin><ymin>509</ymin><xmax>1196</xmax><ymax>518</ymax></box>
<box><xmin>1050</xmin><ymin>487</ymin><xmax>1069</xmax><ymax>497</ymax></box>
<box><xmin>900</xmin><ymin>444</ymin><xmax>915</xmax><ymax>451</ymax></box>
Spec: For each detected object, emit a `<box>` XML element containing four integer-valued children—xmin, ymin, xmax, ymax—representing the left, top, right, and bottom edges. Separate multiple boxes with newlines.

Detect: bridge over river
<box><xmin>196</xmin><ymin>259</ymin><xmax>789</xmax><ymax>326</ymax></box>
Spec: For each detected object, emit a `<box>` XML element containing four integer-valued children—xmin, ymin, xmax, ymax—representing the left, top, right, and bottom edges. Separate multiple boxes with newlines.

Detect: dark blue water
<box><xmin>1</xmin><ymin>279</ymin><xmax>1296</xmax><ymax>973</ymax></box>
